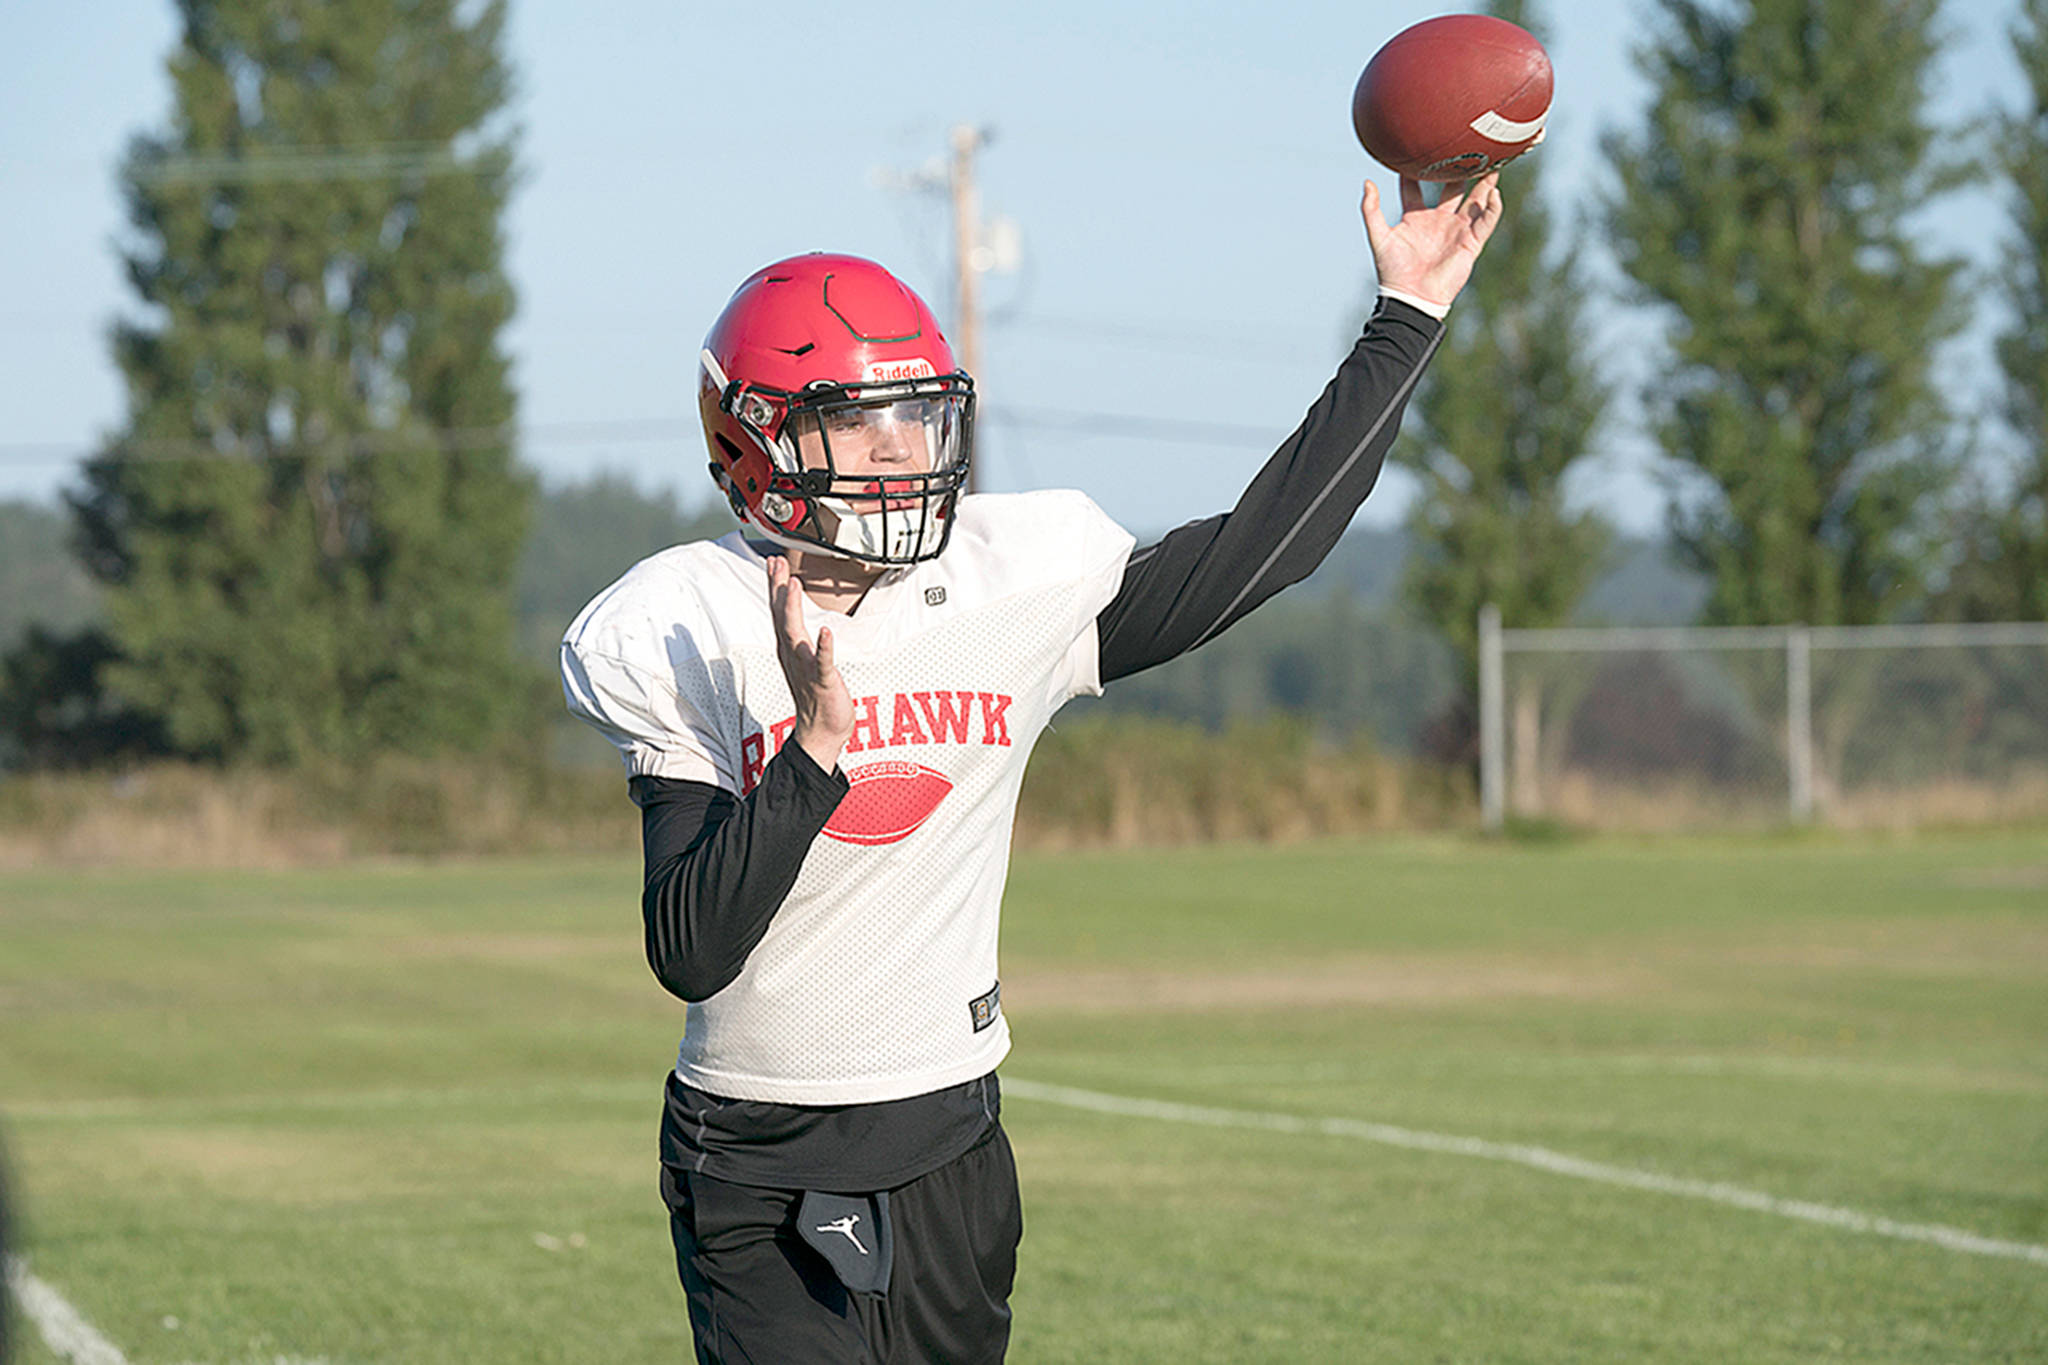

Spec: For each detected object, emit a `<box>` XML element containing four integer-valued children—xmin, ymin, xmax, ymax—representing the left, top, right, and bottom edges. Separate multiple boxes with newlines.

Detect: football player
<box><xmin>562</xmin><ymin>173</ymin><xmax>1502</xmax><ymax>1364</ymax></box>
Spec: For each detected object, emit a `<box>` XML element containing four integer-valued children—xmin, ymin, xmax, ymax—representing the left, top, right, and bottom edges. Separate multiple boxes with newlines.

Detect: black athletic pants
<box><xmin>662</xmin><ymin>1123</ymin><xmax>1024</xmax><ymax>1364</ymax></box>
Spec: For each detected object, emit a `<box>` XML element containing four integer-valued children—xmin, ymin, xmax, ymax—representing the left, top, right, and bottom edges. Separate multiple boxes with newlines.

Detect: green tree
<box><xmin>1398</xmin><ymin>0</ymin><xmax>1611</xmax><ymax>676</ymax></box>
<box><xmin>69</xmin><ymin>0</ymin><xmax>528</xmax><ymax>764</ymax></box>
<box><xmin>0</xmin><ymin>626</ymin><xmax>170</xmax><ymax>771</ymax></box>
<box><xmin>1607</xmin><ymin>0</ymin><xmax>1968</xmax><ymax>626</ymax></box>
<box><xmin>1946</xmin><ymin>0</ymin><xmax>2048</xmax><ymax>620</ymax></box>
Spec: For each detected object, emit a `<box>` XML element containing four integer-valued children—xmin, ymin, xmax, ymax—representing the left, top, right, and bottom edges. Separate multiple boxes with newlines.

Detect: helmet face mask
<box><xmin>698</xmin><ymin>254</ymin><xmax>974</xmax><ymax>567</ymax></box>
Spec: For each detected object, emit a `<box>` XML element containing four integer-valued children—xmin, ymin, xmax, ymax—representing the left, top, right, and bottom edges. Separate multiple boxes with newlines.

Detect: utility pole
<box><xmin>949</xmin><ymin>124</ymin><xmax>988</xmax><ymax>492</ymax></box>
<box><xmin>873</xmin><ymin>125</ymin><xmax>1014</xmax><ymax>494</ymax></box>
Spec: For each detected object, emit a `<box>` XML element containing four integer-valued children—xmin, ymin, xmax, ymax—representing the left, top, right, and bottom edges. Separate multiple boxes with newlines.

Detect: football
<box><xmin>1351</xmin><ymin>14</ymin><xmax>1553</xmax><ymax>181</ymax></box>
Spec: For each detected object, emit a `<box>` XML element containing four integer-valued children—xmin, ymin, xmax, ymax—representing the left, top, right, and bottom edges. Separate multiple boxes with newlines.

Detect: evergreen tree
<box><xmin>1397</xmin><ymin>0</ymin><xmax>1611</xmax><ymax>677</ymax></box>
<box><xmin>1948</xmin><ymin>0</ymin><xmax>2048</xmax><ymax>619</ymax></box>
<box><xmin>70</xmin><ymin>0</ymin><xmax>528</xmax><ymax>763</ymax></box>
<box><xmin>0</xmin><ymin>626</ymin><xmax>170</xmax><ymax>771</ymax></box>
<box><xmin>1607</xmin><ymin>0</ymin><xmax>1967</xmax><ymax>626</ymax></box>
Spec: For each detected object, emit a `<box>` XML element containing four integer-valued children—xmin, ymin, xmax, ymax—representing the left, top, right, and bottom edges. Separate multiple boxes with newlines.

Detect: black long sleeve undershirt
<box><xmin>1095</xmin><ymin>294</ymin><xmax>1442</xmax><ymax>682</ymax></box>
<box><xmin>631</xmin><ymin>741</ymin><xmax>846</xmax><ymax>1003</ymax></box>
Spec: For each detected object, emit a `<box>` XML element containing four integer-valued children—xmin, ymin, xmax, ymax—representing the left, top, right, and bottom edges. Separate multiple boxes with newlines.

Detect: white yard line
<box><xmin>1002</xmin><ymin>1078</ymin><xmax>2048</xmax><ymax>1267</ymax></box>
<box><xmin>6</xmin><ymin>1258</ymin><xmax>130</xmax><ymax>1365</ymax></box>
<box><xmin>7</xmin><ymin>1257</ymin><xmax>330</xmax><ymax>1365</ymax></box>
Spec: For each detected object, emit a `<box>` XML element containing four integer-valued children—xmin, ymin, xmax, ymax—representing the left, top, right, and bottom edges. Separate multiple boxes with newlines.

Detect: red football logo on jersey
<box><xmin>824</xmin><ymin>761</ymin><xmax>954</xmax><ymax>845</ymax></box>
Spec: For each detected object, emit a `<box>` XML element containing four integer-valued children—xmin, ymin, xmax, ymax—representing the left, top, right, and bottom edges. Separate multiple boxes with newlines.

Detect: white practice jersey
<box><xmin>562</xmin><ymin>490</ymin><xmax>1135</xmax><ymax>1104</ymax></box>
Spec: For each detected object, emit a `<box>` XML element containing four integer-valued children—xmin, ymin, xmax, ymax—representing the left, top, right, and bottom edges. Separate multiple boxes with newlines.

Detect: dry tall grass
<box><xmin>1014</xmin><ymin>716</ymin><xmax>1469</xmax><ymax>849</ymax></box>
<box><xmin>1530</xmin><ymin>769</ymin><xmax>2048</xmax><ymax>833</ymax></box>
<box><xmin>0</xmin><ymin>757</ymin><xmax>638</xmax><ymax>869</ymax></box>
<box><xmin>0</xmin><ymin>718</ymin><xmax>1471</xmax><ymax>867</ymax></box>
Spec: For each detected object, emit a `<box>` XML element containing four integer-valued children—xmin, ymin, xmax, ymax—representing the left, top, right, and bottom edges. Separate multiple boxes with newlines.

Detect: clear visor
<box><xmin>779</xmin><ymin>393</ymin><xmax>969</xmax><ymax>484</ymax></box>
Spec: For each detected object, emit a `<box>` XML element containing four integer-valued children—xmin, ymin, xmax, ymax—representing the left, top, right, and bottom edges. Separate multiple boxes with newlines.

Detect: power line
<box><xmin>999</xmin><ymin>313</ymin><xmax>1344</xmax><ymax>364</ymax></box>
<box><xmin>129</xmin><ymin>143</ymin><xmax>496</xmax><ymax>187</ymax></box>
<box><xmin>990</xmin><ymin>406</ymin><xmax>1280</xmax><ymax>448</ymax></box>
<box><xmin>0</xmin><ymin>417</ymin><xmax>695</xmax><ymax>469</ymax></box>
<box><xmin>0</xmin><ymin>309</ymin><xmax>1342</xmax><ymax>362</ymax></box>
<box><xmin>0</xmin><ymin>405</ymin><xmax>1293</xmax><ymax>469</ymax></box>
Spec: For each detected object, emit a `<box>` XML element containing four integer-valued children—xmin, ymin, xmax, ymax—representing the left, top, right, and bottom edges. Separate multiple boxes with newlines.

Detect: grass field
<box><xmin>3</xmin><ymin>832</ymin><xmax>2045</xmax><ymax>1362</ymax></box>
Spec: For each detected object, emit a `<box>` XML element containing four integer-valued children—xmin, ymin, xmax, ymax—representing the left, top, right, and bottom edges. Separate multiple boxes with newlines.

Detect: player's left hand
<box><xmin>768</xmin><ymin>556</ymin><xmax>855</xmax><ymax>774</ymax></box>
<box><xmin>1362</xmin><ymin>172</ymin><xmax>1503</xmax><ymax>309</ymax></box>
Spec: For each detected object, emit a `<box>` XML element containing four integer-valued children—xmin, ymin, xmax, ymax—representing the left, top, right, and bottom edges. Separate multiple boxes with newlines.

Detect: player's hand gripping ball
<box><xmin>1352</xmin><ymin>14</ymin><xmax>1552</xmax><ymax>181</ymax></box>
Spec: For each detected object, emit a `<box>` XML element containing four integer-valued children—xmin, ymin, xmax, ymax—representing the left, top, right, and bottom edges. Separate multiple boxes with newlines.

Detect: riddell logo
<box><xmin>740</xmin><ymin>690</ymin><xmax>1013</xmax><ymax>843</ymax></box>
<box><xmin>862</xmin><ymin>357</ymin><xmax>936</xmax><ymax>383</ymax></box>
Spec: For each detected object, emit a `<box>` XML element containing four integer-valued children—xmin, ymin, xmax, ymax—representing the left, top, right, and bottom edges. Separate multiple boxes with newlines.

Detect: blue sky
<box><xmin>0</xmin><ymin>0</ymin><xmax>2029</xmax><ymax>535</ymax></box>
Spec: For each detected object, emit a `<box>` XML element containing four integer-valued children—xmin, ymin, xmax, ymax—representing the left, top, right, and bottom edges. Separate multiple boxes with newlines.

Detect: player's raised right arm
<box><xmin>1092</xmin><ymin>176</ymin><xmax>1504</xmax><ymax>682</ymax></box>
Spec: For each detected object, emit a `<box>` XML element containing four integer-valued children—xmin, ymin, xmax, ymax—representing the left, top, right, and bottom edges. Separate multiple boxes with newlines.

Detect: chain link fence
<box><xmin>1477</xmin><ymin>611</ymin><xmax>2048</xmax><ymax>831</ymax></box>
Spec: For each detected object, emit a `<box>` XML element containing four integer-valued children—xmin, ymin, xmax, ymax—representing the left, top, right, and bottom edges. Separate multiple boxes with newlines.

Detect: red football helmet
<box><xmin>698</xmin><ymin>253</ymin><xmax>974</xmax><ymax>566</ymax></box>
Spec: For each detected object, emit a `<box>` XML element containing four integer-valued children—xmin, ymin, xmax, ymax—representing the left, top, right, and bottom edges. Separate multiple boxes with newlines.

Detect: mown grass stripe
<box><xmin>1003</xmin><ymin>1078</ymin><xmax>2048</xmax><ymax>1267</ymax></box>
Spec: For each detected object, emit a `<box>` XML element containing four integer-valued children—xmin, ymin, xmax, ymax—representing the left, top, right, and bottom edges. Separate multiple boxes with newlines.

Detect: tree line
<box><xmin>4</xmin><ymin>0</ymin><xmax>2045</xmax><ymax>773</ymax></box>
<box><xmin>1</xmin><ymin>482</ymin><xmax>1713</xmax><ymax>769</ymax></box>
